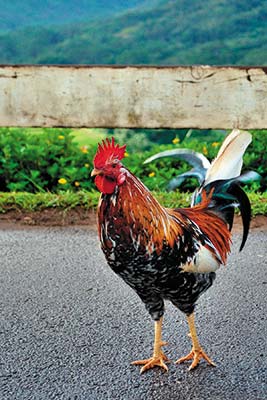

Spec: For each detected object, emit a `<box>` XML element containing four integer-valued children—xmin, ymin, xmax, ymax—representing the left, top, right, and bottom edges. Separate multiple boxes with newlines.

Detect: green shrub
<box><xmin>243</xmin><ymin>131</ymin><xmax>267</xmax><ymax>192</ymax></box>
<box><xmin>0</xmin><ymin>128</ymin><xmax>94</xmax><ymax>192</ymax></box>
<box><xmin>0</xmin><ymin>128</ymin><xmax>265</xmax><ymax>194</ymax></box>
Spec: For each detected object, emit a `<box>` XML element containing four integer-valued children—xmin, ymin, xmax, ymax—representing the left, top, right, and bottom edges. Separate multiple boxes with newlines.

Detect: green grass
<box><xmin>0</xmin><ymin>190</ymin><xmax>266</xmax><ymax>216</ymax></box>
<box><xmin>0</xmin><ymin>191</ymin><xmax>99</xmax><ymax>213</ymax></box>
<box><xmin>71</xmin><ymin>129</ymin><xmax>107</xmax><ymax>147</ymax></box>
<box><xmin>18</xmin><ymin>127</ymin><xmax>106</xmax><ymax>147</ymax></box>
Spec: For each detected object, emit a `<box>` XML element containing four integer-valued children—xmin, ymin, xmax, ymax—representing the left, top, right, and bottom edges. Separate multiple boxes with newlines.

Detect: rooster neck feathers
<box><xmin>98</xmin><ymin>171</ymin><xmax>184</xmax><ymax>255</ymax></box>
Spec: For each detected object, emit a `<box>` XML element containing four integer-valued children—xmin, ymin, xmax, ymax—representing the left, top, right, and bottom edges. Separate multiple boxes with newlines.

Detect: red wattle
<box><xmin>95</xmin><ymin>175</ymin><xmax>117</xmax><ymax>194</ymax></box>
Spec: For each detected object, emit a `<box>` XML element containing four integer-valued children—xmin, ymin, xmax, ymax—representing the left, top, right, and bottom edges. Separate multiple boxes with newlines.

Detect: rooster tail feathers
<box><xmin>204</xmin><ymin>129</ymin><xmax>252</xmax><ymax>185</ymax></box>
<box><xmin>226</xmin><ymin>183</ymin><xmax>251</xmax><ymax>251</ymax></box>
<box><xmin>194</xmin><ymin>129</ymin><xmax>252</xmax><ymax>251</ymax></box>
<box><xmin>196</xmin><ymin>179</ymin><xmax>251</xmax><ymax>251</ymax></box>
<box><xmin>144</xmin><ymin>129</ymin><xmax>254</xmax><ymax>251</ymax></box>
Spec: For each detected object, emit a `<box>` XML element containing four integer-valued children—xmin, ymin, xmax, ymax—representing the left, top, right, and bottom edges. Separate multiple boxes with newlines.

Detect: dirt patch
<box><xmin>0</xmin><ymin>208</ymin><xmax>97</xmax><ymax>229</ymax></box>
<box><xmin>232</xmin><ymin>214</ymin><xmax>267</xmax><ymax>232</ymax></box>
<box><xmin>0</xmin><ymin>208</ymin><xmax>266</xmax><ymax>232</ymax></box>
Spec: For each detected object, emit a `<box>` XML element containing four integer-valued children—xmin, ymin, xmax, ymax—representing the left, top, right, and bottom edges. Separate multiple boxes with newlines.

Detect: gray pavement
<box><xmin>0</xmin><ymin>226</ymin><xmax>266</xmax><ymax>400</ymax></box>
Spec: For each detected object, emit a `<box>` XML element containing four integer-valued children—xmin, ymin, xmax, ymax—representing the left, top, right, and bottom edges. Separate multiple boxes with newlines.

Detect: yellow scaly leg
<box><xmin>176</xmin><ymin>313</ymin><xmax>216</xmax><ymax>370</ymax></box>
<box><xmin>131</xmin><ymin>316</ymin><xmax>169</xmax><ymax>373</ymax></box>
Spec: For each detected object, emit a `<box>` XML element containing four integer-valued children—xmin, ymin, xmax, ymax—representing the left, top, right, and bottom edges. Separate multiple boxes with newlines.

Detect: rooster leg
<box><xmin>176</xmin><ymin>313</ymin><xmax>216</xmax><ymax>370</ymax></box>
<box><xmin>131</xmin><ymin>316</ymin><xmax>169</xmax><ymax>373</ymax></box>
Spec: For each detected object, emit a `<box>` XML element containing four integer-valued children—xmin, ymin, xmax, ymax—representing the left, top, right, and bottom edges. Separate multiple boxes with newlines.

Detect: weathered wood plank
<box><xmin>0</xmin><ymin>65</ymin><xmax>267</xmax><ymax>128</ymax></box>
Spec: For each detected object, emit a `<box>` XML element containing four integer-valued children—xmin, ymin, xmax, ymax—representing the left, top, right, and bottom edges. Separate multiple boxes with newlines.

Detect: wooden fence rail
<box><xmin>0</xmin><ymin>65</ymin><xmax>266</xmax><ymax>129</ymax></box>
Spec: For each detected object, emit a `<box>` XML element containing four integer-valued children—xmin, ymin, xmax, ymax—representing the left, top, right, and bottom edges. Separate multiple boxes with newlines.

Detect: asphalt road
<box><xmin>0</xmin><ymin>226</ymin><xmax>266</xmax><ymax>400</ymax></box>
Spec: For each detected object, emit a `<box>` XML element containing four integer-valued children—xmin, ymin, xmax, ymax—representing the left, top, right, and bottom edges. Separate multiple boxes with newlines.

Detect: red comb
<box><xmin>93</xmin><ymin>137</ymin><xmax>126</xmax><ymax>168</ymax></box>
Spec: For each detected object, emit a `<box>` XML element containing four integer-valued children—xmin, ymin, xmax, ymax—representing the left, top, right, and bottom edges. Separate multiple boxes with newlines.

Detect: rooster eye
<box><xmin>111</xmin><ymin>160</ymin><xmax>119</xmax><ymax>168</ymax></box>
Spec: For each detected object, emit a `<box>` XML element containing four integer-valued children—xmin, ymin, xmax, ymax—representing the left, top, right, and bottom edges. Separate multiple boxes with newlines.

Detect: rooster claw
<box><xmin>176</xmin><ymin>347</ymin><xmax>216</xmax><ymax>370</ymax></box>
<box><xmin>132</xmin><ymin>353</ymin><xmax>169</xmax><ymax>373</ymax></box>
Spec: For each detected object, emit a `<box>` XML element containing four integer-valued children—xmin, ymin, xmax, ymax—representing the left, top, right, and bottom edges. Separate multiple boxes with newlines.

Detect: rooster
<box><xmin>91</xmin><ymin>130</ymin><xmax>252</xmax><ymax>373</ymax></box>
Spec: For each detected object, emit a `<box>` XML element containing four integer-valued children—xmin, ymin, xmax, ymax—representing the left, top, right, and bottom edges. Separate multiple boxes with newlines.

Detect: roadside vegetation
<box><xmin>0</xmin><ymin>190</ymin><xmax>266</xmax><ymax>216</ymax></box>
<box><xmin>0</xmin><ymin>128</ymin><xmax>266</xmax><ymax>216</ymax></box>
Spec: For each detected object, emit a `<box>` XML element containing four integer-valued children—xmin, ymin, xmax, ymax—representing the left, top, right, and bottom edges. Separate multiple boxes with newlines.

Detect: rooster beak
<box><xmin>91</xmin><ymin>168</ymin><xmax>103</xmax><ymax>177</ymax></box>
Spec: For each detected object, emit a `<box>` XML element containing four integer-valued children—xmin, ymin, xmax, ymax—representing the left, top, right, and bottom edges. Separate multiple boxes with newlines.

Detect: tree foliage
<box><xmin>0</xmin><ymin>0</ymin><xmax>266</xmax><ymax>65</ymax></box>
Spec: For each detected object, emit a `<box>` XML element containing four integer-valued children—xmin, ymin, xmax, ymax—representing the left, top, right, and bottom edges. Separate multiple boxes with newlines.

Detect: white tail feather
<box><xmin>204</xmin><ymin>129</ymin><xmax>252</xmax><ymax>185</ymax></box>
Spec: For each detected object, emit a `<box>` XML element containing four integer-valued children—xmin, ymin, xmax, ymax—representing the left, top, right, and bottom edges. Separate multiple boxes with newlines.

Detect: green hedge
<box><xmin>0</xmin><ymin>128</ymin><xmax>266</xmax><ymax>193</ymax></box>
<box><xmin>0</xmin><ymin>128</ymin><xmax>92</xmax><ymax>192</ymax></box>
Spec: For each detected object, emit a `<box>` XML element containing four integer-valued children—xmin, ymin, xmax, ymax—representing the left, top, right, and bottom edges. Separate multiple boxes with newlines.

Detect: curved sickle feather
<box><xmin>234</xmin><ymin>171</ymin><xmax>261</xmax><ymax>184</ymax></box>
<box><xmin>167</xmin><ymin>169</ymin><xmax>206</xmax><ymax>191</ymax></box>
<box><xmin>227</xmin><ymin>183</ymin><xmax>251</xmax><ymax>251</ymax></box>
<box><xmin>144</xmin><ymin>149</ymin><xmax>211</xmax><ymax>170</ymax></box>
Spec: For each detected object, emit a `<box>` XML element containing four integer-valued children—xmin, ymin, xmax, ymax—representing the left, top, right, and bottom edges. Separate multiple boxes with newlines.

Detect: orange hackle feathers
<box><xmin>97</xmin><ymin>170</ymin><xmax>185</xmax><ymax>256</ymax></box>
<box><xmin>93</xmin><ymin>137</ymin><xmax>126</xmax><ymax>169</ymax></box>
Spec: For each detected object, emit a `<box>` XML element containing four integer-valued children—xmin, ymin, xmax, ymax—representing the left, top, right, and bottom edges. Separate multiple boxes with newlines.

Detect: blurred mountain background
<box><xmin>0</xmin><ymin>0</ymin><xmax>266</xmax><ymax>65</ymax></box>
<box><xmin>0</xmin><ymin>0</ymin><xmax>266</xmax><ymax>196</ymax></box>
<box><xmin>0</xmin><ymin>1</ymin><xmax>155</xmax><ymax>31</ymax></box>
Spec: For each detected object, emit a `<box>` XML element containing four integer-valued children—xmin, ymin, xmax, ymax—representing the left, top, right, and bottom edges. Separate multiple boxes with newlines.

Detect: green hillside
<box><xmin>0</xmin><ymin>0</ymin><xmax>152</xmax><ymax>32</ymax></box>
<box><xmin>0</xmin><ymin>0</ymin><xmax>266</xmax><ymax>65</ymax></box>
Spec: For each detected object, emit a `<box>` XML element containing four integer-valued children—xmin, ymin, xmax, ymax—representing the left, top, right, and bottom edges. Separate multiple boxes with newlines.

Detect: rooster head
<box><xmin>91</xmin><ymin>137</ymin><xmax>127</xmax><ymax>194</ymax></box>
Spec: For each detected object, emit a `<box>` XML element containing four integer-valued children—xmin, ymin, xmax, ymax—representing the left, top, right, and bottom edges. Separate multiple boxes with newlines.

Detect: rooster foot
<box><xmin>132</xmin><ymin>350</ymin><xmax>169</xmax><ymax>374</ymax></box>
<box><xmin>175</xmin><ymin>347</ymin><xmax>216</xmax><ymax>370</ymax></box>
<box><xmin>132</xmin><ymin>318</ymin><xmax>169</xmax><ymax>373</ymax></box>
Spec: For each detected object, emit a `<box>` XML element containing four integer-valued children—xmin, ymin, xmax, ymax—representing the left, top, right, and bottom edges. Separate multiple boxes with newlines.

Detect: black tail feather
<box><xmin>227</xmin><ymin>183</ymin><xmax>251</xmax><ymax>251</ymax></box>
<box><xmin>195</xmin><ymin>179</ymin><xmax>252</xmax><ymax>251</ymax></box>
